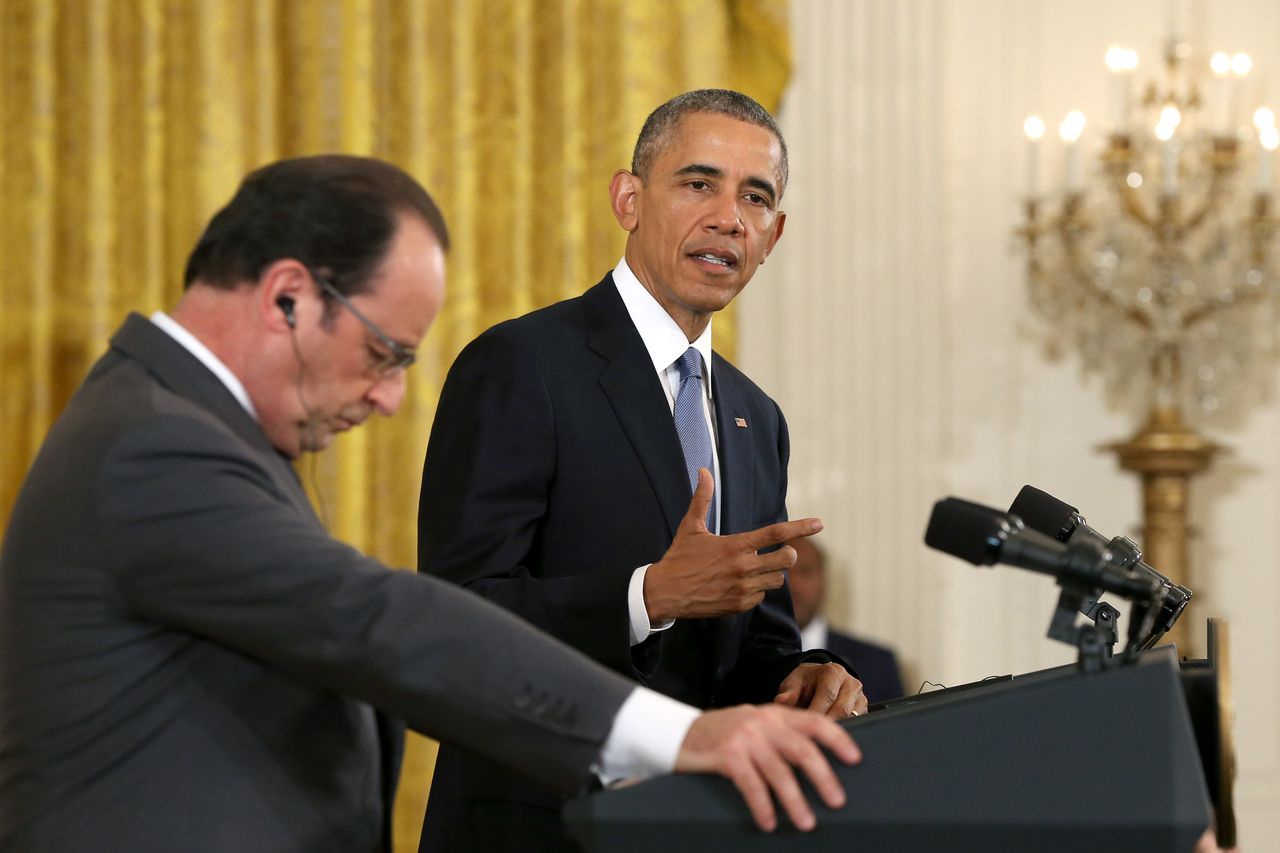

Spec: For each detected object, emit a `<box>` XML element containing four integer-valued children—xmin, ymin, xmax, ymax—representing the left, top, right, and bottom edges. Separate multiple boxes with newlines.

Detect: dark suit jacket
<box><xmin>418</xmin><ymin>275</ymin><xmax>824</xmax><ymax>851</ymax></box>
<box><xmin>823</xmin><ymin>628</ymin><xmax>905</xmax><ymax>703</ymax></box>
<box><xmin>0</xmin><ymin>314</ymin><xmax>638</xmax><ymax>853</ymax></box>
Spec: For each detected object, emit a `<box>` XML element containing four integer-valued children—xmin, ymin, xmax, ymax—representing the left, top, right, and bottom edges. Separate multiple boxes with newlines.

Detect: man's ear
<box><xmin>760</xmin><ymin>210</ymin><xmax>787</xmax><ymax>263</ymax></box>
<box><xmin>258</xmin><ymin>259</ymin><xmax>310</xmax><ymax>333</ymax></box>
<box><xmin>609</xmin><ymin>170</ymin><xmax>641</xmax><ymax>232</ymax></box>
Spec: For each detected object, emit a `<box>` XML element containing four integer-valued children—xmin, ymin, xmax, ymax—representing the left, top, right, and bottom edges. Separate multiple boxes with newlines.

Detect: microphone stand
<box><xmin>1047</xmin><ymin>572</ymin><xmax>1154</xmax><ymax>673</ymax></box>
<box><xmin>1047</xmin><ymin>585</ymin><xmax>1116</xmax><ymax>674</ymax></box>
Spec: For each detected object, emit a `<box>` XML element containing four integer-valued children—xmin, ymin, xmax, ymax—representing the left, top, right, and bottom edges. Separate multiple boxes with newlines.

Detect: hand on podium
<box><xmin>675</xmin><ymin>704</ymin><xmax>860</xmax><ymax>832</ymax></box>
<box><xmin>775</xmin><ymin>662</ymin><xmax>868</xmax><ymax>719</ymax></box>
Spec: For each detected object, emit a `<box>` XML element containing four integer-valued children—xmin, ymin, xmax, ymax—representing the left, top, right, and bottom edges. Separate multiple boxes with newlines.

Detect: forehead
<box><xmin>356</xmin><ymin>214</ymin><xmax>446</xmax><ymax>343</ymax></box>
<box><xmin>652</xmin><ymin>112</ymin><xmax>783</xmax><ymax>187</ymax></box>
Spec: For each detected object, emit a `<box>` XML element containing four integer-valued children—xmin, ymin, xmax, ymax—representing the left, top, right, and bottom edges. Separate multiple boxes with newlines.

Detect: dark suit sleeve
<box><xmin>419</xmin><ymin>333</ymin><xmax>637</xmax><ymax>675</ymax></box>
<box><xmin>93</xmin><ymin>411</ymin><xmax>634</xmax><ymax>796</ymax></box>
<box><xmin>711</xmin><ymin>402</ymin><xmax>829</xmax><ymax>701</ymax></box>
<box><xmin>715</xmin><ymin>401</ymin><xmax>843</xmax><ymax>703</ymax></box>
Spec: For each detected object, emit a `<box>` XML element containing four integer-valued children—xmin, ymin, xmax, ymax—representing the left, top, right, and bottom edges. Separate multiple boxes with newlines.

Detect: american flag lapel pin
<box><xmin>734</xmin><ymin>417</ymin><xmax>748</xmax><ymax>428</ymax></box>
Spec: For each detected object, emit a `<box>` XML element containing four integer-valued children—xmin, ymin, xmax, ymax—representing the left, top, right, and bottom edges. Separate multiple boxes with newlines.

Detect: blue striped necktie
<box><xmin>673</xmin><ymin>347</ymin><xmax>716</xmax><ymax>532</ymax></box>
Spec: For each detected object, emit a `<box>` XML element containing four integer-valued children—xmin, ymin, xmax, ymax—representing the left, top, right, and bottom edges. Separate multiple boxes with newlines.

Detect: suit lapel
<box><xmin>711</xmin><ymin>355</ymin><xmax>754</xmax><ymax>536</ymax></box>
<box><xmin>584</xmin><ymin>279</ymin><xmax>691</xmax><ymax>538</ymax></box>
<box><xmin>110</xmin><ymin>313</ymin><xmax>316</xmax><ymax>518</ymax></box>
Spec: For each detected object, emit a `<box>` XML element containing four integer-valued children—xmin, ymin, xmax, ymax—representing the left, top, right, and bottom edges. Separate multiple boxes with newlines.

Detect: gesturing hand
<box><xmin>774</xmin><ymin>662</ymin><xmax>868</xmax><ymax>719</ymax></box>
<box><xmin>675</xmin><ymin>704</ymin><xmax>861</xmax><ymax>832</ymax></box>
<box><xmin>645</xmin><ymin>469</ymin><xmax>822</xmax><ymax>623</ymax></box>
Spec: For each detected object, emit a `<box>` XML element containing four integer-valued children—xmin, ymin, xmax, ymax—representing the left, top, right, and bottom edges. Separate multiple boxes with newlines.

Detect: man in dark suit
<box><xmin>418</xmin><ymin>90</ymin><xmax>866</xmax><ymax>851</ymax></box>
<box><xmin>0</xmin><ymin>156</ymin><xmax>860</xmax><ymax>853</ymax></box>
<box><xmin>789</xmin><ymin>538</ymin><xmax>906</xmax><ymax>703</ymax></box>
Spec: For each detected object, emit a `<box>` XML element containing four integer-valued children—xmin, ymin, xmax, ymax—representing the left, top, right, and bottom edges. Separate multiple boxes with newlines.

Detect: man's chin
<box><xmin>687</xmin><ymin>279</ymin><xmax>748</xmax><ymax>311</ymax></box>
<box><xmin>297</xmin><ymin>423</ymin><xmax>335</xmax><ymax>454</ymax></box>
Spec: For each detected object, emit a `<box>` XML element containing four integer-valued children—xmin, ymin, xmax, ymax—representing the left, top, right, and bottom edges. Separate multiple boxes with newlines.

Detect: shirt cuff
<box><xmin>594</xmin><ymin>687</ymin><xmax>700</xmax><ymax>786</ymax></box>
<box><xmin>628</xmin><ymin>564</ymin><xmax>675</xmax><ymax>646</ymax></box>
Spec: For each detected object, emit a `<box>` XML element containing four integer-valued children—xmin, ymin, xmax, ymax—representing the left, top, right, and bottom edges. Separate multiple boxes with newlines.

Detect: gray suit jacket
<box><xmin>0</xmin><ymin>314</ymin><xmax>635</xmax><ymax>853</ymax></box>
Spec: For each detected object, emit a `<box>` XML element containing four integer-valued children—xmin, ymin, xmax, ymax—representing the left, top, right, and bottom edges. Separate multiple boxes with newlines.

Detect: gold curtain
<box><xmin>0</xmin><ymin>1</ymin><xmax>790</xmax><ymax>849</ymax></box>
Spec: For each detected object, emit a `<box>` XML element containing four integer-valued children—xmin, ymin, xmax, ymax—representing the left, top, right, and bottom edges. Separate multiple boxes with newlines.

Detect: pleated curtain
<box><xmin>0</xmin><ymin>1</ymin><xmax>790</xmax><ymax>848</ymax></box>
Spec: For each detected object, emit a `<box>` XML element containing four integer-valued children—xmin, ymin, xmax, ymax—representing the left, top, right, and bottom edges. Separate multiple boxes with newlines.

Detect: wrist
<box><xmin>643</xmin><ymin>562</ymin><xmax>675</xmax><ymax>623</ymax></box>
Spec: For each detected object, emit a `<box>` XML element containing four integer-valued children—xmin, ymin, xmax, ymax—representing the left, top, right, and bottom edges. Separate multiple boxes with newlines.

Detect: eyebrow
<box><xmin>674</xmin><ymin>163</ymin><xmax>778</xmax><ymax>207</ymax></box>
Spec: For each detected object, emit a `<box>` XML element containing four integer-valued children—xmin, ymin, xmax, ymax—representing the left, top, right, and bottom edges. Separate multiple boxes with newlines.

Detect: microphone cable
<box><xmin>287</xmin><ymin>321</ymin><xmax>331</xmax><ymax>531</ymax></box>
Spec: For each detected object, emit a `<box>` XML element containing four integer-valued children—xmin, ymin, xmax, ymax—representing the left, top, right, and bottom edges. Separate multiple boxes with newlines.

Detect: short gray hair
<box><xmin>630</xmin><ymin>89</ymin><xmax>788</xmax><ymax>197</ymax></box>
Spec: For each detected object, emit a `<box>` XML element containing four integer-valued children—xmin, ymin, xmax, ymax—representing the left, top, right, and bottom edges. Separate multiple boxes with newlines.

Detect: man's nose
<box><xmin>704</xmin><ymin>192</ymin><xmax>743</xmax><ymax>234</ymax></box>
<box><xmin>367</xmin><ymin>370</ymin><xmax>408</xmax><ymax>416</ymax></box>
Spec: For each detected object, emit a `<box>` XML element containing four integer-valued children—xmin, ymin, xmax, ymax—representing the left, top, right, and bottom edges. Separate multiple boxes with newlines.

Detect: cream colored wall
<box><xmin>740</xmin><ymin>0</ymin><xmax>1280</xmax><ymax>842</ymax></box>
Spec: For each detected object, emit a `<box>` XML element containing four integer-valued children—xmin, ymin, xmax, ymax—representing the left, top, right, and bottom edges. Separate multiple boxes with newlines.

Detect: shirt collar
<box><xmin>149</xmin><ymin>311</ymin><xmax>258</xmax><ymax>419</ymax></box>
<box><xmin>612</xmin><ymin>257</ymin><xmax>713</xmax><ymax>383</ymax></box>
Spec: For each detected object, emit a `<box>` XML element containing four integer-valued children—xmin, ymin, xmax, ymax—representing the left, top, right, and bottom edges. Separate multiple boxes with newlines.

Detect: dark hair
<box><xmin>183</xmin><ymin>155</ymin><xmax>450</xmax><ymax>298</ymax></box>
<box><xmin>631</xmin><ymin>89</ymin><xmax>788</xmax><ymax>197</ymax></box>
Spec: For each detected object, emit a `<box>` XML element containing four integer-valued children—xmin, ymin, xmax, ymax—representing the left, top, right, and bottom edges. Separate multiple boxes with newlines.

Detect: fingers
<box><xmin>679</xmin><ymin>468</ymin><xmax>715</xmax><ymax>533</ymax></box>
<box><xmin>742</xmin><ymin>516</ymin><xmax>823</xmax><ymax>551</ymax></box>
<box><xmin>727</xmin><ymin>713</ymin><xmax>834</xmax><ymax>832</ymax></box>
<box><xmin>853</xmin><ymin>684</ymin><xmax>869</xmax><ymax>716</ymax></box>
<box><xmin>723</xmin><ymin>748</ymin><xmax>779</xmax><ymax>832</ymax></box>
<box><xmin>784</xmin><ymin>663</ymin><xmax>865</xmax><ymax>720</ymax></box>
<box><xmin>804</xmin><ymin>669</ymin><xmax>866</xmax><ymax>720</ymax></box>
<box><xmin>804</xmin><ymin>711</ymin><xmax>862</xmax><ymax>766</ymax></box>
<box><xmin>804</xmin><ymin>670</ymin><xmax>842</xmax><ymax>717</ymax></box>
<box><xmin>753</xmin><ymin>545</ymin><xmax>796</xmax><ymax>575</ymax></box>
<box><xmin>749</xmin><ymin>732</ymin><xmax>816</xmax><ymax>831</ymax></box>
<box><xmin>783</xmin><ymin>713</ymin><xmax>857</xmax><ymax>808</ymax></box>
<box><xmin>677</xmin><ymin>706</ymin><xmax>859</xmax><ymax>834</ymax></box>
<box><xmin>824</xmin><ymin>676</ymin><xmax>862</xmax><ymax>720</ymax></box>
<box><xmin>773</xmin><ymin>677</ymin><xmax>804</xmax><ymax>707</ymax></box>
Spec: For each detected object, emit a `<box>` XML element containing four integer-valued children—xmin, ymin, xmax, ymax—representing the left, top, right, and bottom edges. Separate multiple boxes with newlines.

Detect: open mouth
<box><xmin>689</xmin><ymin>250</ymin><xmax>738</xmax><ymax>269</ymax></box>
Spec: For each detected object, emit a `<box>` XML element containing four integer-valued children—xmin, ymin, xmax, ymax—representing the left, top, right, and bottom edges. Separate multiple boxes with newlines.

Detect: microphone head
<box><xmin>924</xmin><ymin>498</ymin><xmax>1016</xmax><ymax>566</ymax></box>
<box><xmin>1009</xmin><ymin>485</ymin><xmax>1080</xmax><ymax>542</ymax></box>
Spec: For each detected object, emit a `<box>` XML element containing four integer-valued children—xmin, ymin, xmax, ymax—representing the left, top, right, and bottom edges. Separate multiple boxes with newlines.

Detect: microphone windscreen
<box><xmin>924</xmin><ymin>498</ymin><xmax>1007</xmax><ymax>566</ymax></box>
<box><xmin>1008</xmin><ymin>485</ymin><xmax>1077</xmax><ymax>541</ymax></box>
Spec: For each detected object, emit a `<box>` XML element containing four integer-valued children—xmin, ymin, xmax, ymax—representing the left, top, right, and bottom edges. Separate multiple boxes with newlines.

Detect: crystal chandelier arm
<box><xmin>1054</xmin><ymin>194</ymin><xmax>1155</xmax><ymax>330</ymax></box>
<box><xmin>1181</xmin><ymin>199</ymin><xmax>1277</xmax><ymax>330</ymax></box>
<box><xmin>1181</xmin><ymin>165</ymin><xmax>1235</xmax><ymax>233</ymax></box>
<box><xmin>1110</xmin><ymin>175</ymin><xmax>1156</xmax><ymax>228</ymax></box>
<box><xmin>1247</xmin><ymin>196</ymin><xmax>1277</xmax><ymax>268</ymax></box>
<box><xmin>1058</xmin><ymin>231</ymin><xmax>1155</xmax><ymax>330</ymax></box>
<box><xmin>1181</xmin><ymin>282</ymin><xmax>1272</xmax><ymax>330</ymax></box>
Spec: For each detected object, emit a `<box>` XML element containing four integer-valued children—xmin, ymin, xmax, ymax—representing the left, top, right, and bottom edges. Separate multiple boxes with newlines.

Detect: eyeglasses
<box><xmin>312</xmin><ymin>273</ymin><xmax>417</xmax><ymax>377</ymax></box>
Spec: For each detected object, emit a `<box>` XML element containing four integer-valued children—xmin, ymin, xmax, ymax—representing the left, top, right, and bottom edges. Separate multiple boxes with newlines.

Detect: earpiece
<box><xmin>277</xmin><ymin>296</ymin><xmax>296</xmax><ymax>328</ymax></box>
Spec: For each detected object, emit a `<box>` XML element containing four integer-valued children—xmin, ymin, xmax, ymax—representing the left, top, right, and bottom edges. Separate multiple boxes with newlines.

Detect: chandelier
<box><xmin>1016</xmin><ymin>35</ymin><xmax>1280</xmax><ymax>655</ymax></box>
<box><xmin>1019</xmin><ymin>39</ymin><xmax>1280</xmax><ymax>423</ymax></box>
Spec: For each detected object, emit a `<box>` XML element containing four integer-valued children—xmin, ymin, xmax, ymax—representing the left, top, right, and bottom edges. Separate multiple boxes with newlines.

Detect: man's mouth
<box><xmin>689</xmin><ymin>250</ymin><xmax>738</xmax><ymax>269</ymax></box>
<box><xmin>334</xmin><ymin>409</ymin><xmax>371</xmax><ymax>432</ymax></box>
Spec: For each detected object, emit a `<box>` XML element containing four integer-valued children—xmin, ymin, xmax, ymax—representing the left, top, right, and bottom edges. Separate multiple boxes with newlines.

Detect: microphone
<box><xmin>924</xmin><ymin>497</ymin><xmax>1163</xmax><ymax>603</ymax></box>
<box><xmin>1008</xmin><ymin>486</ymin><xmax>1191</xmax><ymax>647</ymax></box>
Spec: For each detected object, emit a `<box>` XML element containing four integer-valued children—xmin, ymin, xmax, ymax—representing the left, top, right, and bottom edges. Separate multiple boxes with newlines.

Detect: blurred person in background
<box><xmin>789</xmin><ymin>537</ymin><xmax>905</xmax><ymax>703</ymax></box>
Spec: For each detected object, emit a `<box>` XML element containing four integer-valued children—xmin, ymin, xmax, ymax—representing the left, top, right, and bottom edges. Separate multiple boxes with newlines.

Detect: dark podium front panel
<box><xmin>564</xmin><ymin>649</ymin><xmax>1211</xmax><ymax>852</ymax></box>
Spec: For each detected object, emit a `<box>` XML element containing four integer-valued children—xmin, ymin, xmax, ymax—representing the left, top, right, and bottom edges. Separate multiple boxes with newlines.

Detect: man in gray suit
<box><xmin>0</xmin><ymin>156</ymin><xmax>858</xmax><ymax>852</ymax></box>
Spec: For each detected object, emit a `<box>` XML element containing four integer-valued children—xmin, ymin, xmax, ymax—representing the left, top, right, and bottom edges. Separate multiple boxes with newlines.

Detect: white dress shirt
<box><xmin>799</xmin><ymin>615</ymin><xmax>829</xmax><ymax>653</ymax></box>
<box><xmin>148</xmin><ymin>311</ymin><xmax>698</xmax><ymax>783</ymax></box>
<box><xmin>151</xmin><ymin>311</ymin><xmax>258</xmax><ymax>418</ymax></box>
<box><xmin>611</xmin><ymin>258</ymin><xmax>723</xmax><ymax>647</ymax></box>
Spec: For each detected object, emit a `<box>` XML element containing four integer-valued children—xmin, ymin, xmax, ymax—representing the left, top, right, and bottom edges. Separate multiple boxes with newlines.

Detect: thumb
<box><xmin>680</xmin><ymin>467</ymin><xmax>714</xmax><ymax>533</ymax></box>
